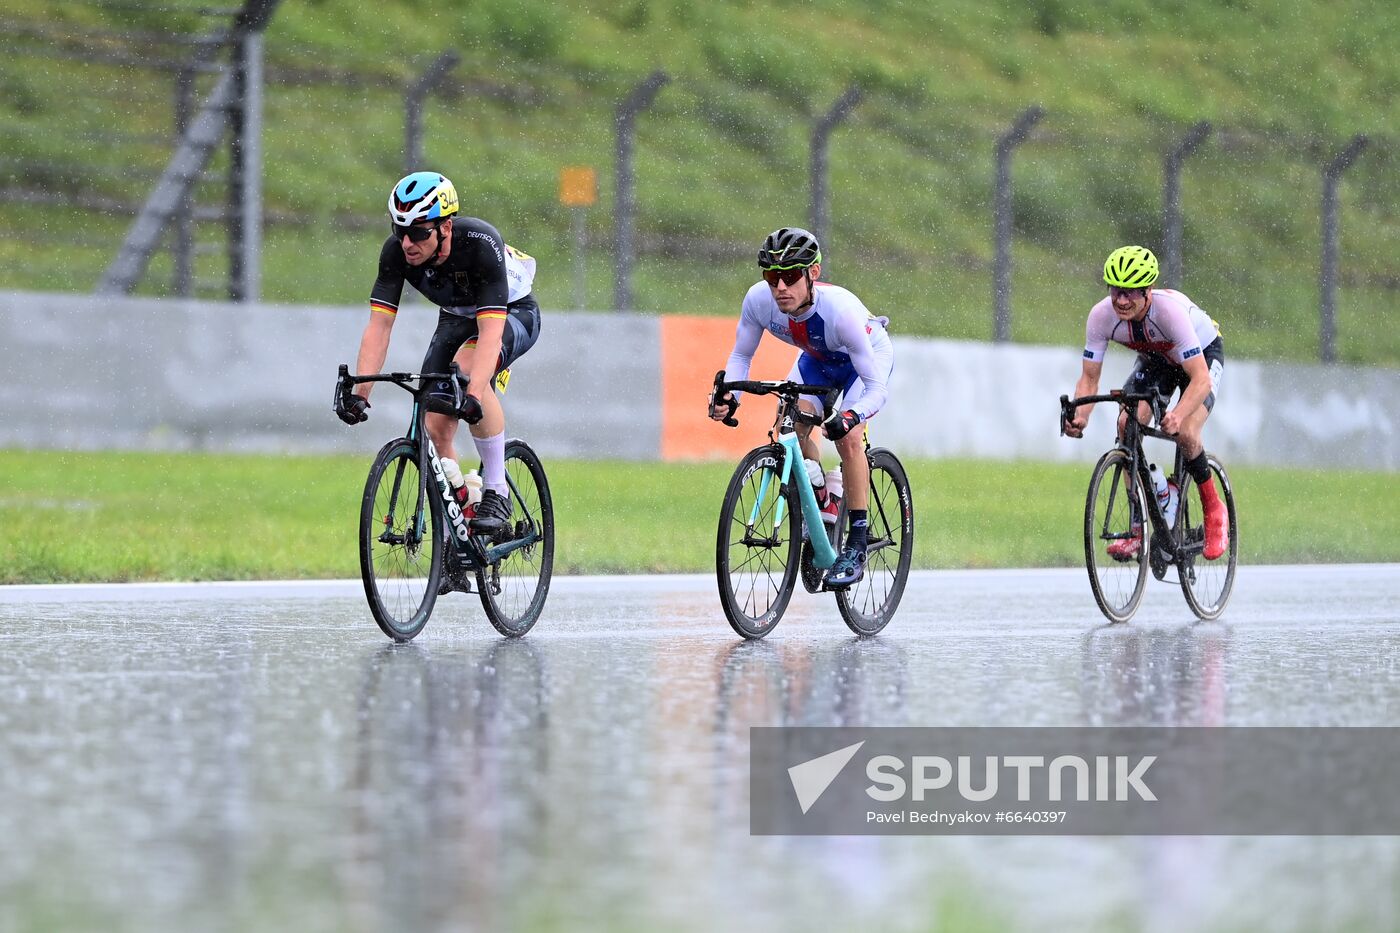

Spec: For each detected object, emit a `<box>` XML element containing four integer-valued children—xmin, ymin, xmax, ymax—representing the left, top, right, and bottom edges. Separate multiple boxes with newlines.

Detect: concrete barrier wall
<box><xmin>1</xmin><ymin>290</ymin><xmax>1395</xmax><ymax>469</ymax></box>
<box><xmin>1</xmin><ymin>291</ymin><xmax>659</xmax><ymax>460</ymax></box>
<box><xmin>873</xmin><ymin>337</ymin><xmax>1400</xmax><ymax>470</ymax></box>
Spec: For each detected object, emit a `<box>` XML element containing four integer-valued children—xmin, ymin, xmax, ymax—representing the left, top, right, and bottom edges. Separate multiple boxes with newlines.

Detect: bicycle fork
<box><xmin>749</xmin><ymin>431</ymin><xmax>838</xmax><ymax>570</ymax></box>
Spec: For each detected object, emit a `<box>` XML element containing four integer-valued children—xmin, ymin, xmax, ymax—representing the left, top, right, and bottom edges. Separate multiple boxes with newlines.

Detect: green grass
<box><xmin>2</xmin><ymin>451</ymin><xmax>1394</xmax><ymax>584</ymax></box>
<box><xmin>1</xmin><ymin>1</ymin><xmax>1396</xmax><ymax>364</ymax></box>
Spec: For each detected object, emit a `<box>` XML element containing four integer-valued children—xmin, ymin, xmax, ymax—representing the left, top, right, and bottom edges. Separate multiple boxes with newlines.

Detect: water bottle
<box><xmin>824</xmin><ymin>469</ymin><xmax>843</xmax><ymax>500</ymax></box>
<box><xmin>461</xmin><ymin>470</ymin><xmax>483</xmax><ymax>516</ymax></box>
<box><xmin>804</xmin><ymin>458</ymin><xmax>825</xmax><ymax>490</ymax></box>
<box><xmin>441</xmin><ymin>457</ymin><xmax>465</xmax><ymax>489</ymax></box>
<box><xmin>1148</xmin><ymin>463</ymin><xmax>1178</xmax><ymax>526</ymax></box>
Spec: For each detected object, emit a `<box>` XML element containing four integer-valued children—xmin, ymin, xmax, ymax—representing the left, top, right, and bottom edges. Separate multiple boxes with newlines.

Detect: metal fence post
<box><xmin>99</xmin><ymin>0</ymin><xmax>282</xmax><ymax>297</ymax></box>
<box><xmin>1319</xmin><ymin>134</ymin><xmax>1370</xmax><ymax>364</ymax></box>
<box><xmin>172</xmin><ymin>63</ymin><xmax>196</xmax><ymax>296</ymax></box>
<box><xmin>809</xmin><ymin>84</ymin><xmax>862</xmax><ymax>268</ymax></box>
<box><xmin>613</xmin><ymin>70</ymin><xmax>669</xmax><ymax>312</ymax></box>
<box><xmin>403</xmin><ymin>51</ymin><xmax>461</xmax><ymax>174</ymax></box>
<box><xmin>992</xmin><ymin>105</ymin><xmax>1044</xmax><ymax>343</ymax></box>
<box><xmin>1161</xmin><ymin>120</ymin><xmax>1211</xmax><ymax>287</ymax></box>
<box><xmin>227</xmin><ymin>27</ymin><xmax>263</xmax><ymax>302</ymax></box>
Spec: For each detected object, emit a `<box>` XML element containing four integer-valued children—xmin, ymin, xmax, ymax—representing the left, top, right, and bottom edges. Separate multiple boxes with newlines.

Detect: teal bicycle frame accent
<box><xmin>749</xmin><ymin>428</ymin><xmax>837</xmax><ymax>569</ymax></box>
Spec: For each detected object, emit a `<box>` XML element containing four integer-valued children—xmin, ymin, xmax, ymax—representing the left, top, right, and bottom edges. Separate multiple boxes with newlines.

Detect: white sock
<box><xmin>473</xmin><ymin>431</ymin><xmax>507</xmax><ymax>495</ymax></box>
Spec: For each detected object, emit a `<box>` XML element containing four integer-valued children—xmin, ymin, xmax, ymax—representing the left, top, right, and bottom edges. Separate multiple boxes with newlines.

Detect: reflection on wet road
<box><xmin>1</xmin><ymin>566</ymin><xmax>1397</xmax><ymax>932</ymax></box>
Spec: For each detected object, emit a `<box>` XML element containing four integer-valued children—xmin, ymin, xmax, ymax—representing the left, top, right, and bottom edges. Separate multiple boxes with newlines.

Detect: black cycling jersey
<box><xmin>369</xmin><ymin>216</ymin><xmax>511</xmax><ymax>317</ymax></box>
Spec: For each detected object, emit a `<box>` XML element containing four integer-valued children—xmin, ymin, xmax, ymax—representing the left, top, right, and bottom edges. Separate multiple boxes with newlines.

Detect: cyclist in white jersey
<box><xmin>708</xmin><ymin>227</ymin><xmax>895</xmax><ymax>588</ymax></box>
<box><xmin>1064</xmin><ymin>245</ymin><xmax>1228</xmax><ymax>560</ymax></box>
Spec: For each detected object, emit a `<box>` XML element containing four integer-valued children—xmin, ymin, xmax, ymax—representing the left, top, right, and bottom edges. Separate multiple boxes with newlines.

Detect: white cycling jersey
<box><xmin>725</xmin><ymin>280</ymin><xmax>893</xmax><ymax>419</ymax></box>
<box><xmin>1084</xmin><ymin>288</ymin><xmax>1221</xmax><ymax>366</ymax></box>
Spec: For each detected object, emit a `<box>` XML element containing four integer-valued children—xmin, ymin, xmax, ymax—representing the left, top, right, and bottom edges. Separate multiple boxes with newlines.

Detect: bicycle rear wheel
<box><xmin>836</xmin><ymin>448</ymin><xmax>914</xmax><ymax>636</ymax></box>
<box><xmin>476</xmin><ymin>439</ymin><xmax>554</xmax><ymax>637</ymax></box>
<box><xmin>716</xmin><ymin>446</ymin><xmax>800</xmax><ymax>639</ymax></box>
<box><xmin>1084</xmin><ymin>448</ymin><xmax>1148</xmax><ymax>623</ymax></box>
<box><xmin>360</xmin><ymin>439</ymin><xmax>442</xmax><ymax>641</ymax></box>
<box><xmin>1177</xmin><ymin>455</ymin><xmax>1237</xmax><ymax>620</ymax></box>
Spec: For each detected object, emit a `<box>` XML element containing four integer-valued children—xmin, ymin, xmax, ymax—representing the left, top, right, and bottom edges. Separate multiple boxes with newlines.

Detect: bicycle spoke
<box><xmin>1178</xmin><ymin>458</ymin><xmax>1236</xmax><ymax>620</ymax></box>
<box><xmin>1084</xmin><ymin>451</ymin><xmax>1147</xmax><ymax>623</ymax></box>
<box><xmin>476</xmin><ymin>442</ymin><xmax>554</xmax><ymax>637</ymax></box>
<box><xmin>836</xmin><ymin>452</ymin><xmax>912</xmax><ymax>636</ymax></box>
<box><xmin>361</xmin><ymin>443</ymin><xmax>438</xmax><ymax>641</ymax></box>
<box><xmin>718</xmin><ymin>453</ymin><xmax>798</xmax><ymax>638</ymax></box>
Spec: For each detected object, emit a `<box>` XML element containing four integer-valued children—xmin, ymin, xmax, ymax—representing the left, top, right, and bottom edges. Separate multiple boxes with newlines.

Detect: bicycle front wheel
<box><xmin>716</xmin><ymin>446</ymin><xmax>800</xmax><ymax>639</ymax></box>
<box><xmin>360</xmin><ymin>438</ymin><xmax>442</xmax><ymax>641</ymax></box>
<box><xmin>476</xmin><ymin>439</ymin><xmax>554</xmax><ymax>637</ymax></box>
<box><xmin>1084</xmin><ymin>448</ymin><xmax>1148</xmax><ymax>623</ymax></box>
<box><xmin>1177</xmin><ymin>454</ymin><xmax>1237</xmax><ymax>620</ymax></box>
<box><xmin>836</xmin><ymin>448</ymin><xmax>914</xmax><ymax>636</ymax></box>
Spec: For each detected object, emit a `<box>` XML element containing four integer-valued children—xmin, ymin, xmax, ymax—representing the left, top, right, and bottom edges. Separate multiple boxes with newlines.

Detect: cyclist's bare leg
<box><xmin>795</xmin><ymin>400</ymin><xmax>868</xmax><ymax>510</ymax></box>
<box><xmin>796</xmin><ymin>401</ymin><xmax>822</xmax><ymax>462</ymax></box>
<box><xmin>452</xmin><ymin>344</ymin><xmax>505</xmax><ymax>437</ymax></box>
<box><xmin>426</xmin><ymin>411</ymin><xmax>461</xmax><ymax>463</ymax></box>
<box><xmin>835</xmin><ymin>429</ymin><xmax>868</xmax><ymax>510</ymax></box>
<box><xmin>1173</xmin><ymin>404</ymin><xmax>1210</xmax><ymax>460</ymax></box>
<box><xmin>425</xmin><ymin>345</ymin><xmax>505</xmax><ymax>464</ymax></box>
<box><xmin>1116</xmin><ymin>400</ymin><xmax>1154</xmax><ymax>441</ymax></box>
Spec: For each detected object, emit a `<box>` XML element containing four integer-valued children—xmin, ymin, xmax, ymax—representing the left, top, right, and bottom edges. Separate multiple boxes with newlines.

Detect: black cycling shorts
<box><xmin>422</xmin><ymin>295</ymin><xmax>541</xmax><ymax>409</ymax></box>
<box><xmin>1123</xmin><ymin>336</ymin><xmax>1224</xmax><ymax>413</ymax></box>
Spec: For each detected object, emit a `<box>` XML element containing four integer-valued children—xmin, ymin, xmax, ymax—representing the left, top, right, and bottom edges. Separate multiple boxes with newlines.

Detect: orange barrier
<box><xmin>660</xmin><ymin>315</ymin><xmax>799</xmax><ymax>461</ymax></box>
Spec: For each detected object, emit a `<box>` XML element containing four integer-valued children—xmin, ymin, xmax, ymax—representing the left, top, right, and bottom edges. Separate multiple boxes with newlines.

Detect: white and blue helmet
<box><xmin>388</xmin><ymin>171</ymin><xmax>459</xmax><ymax>226</ymax></box>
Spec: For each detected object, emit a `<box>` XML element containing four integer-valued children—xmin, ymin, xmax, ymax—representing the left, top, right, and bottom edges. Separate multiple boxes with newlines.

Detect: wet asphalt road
<box><xmin>1</xmin><ymin>565</ymin><xmax>1398</xmax><ymax>932</ymax></box>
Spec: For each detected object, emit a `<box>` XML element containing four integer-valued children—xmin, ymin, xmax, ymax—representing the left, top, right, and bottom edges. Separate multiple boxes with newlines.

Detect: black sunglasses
<box><xmin>1108</xmin><ymin>285</ymin><xmax>1147</xmax><ymax>299</ymax></box>
<box><xmin>393</xmin><ymin>222</ymin><xmax>438</xmax><ymax>243</ymax></box>
<box><xmin>763</xmin><ymin>267</ymin><xmax>806</xmax><ymax>287</ymax></box>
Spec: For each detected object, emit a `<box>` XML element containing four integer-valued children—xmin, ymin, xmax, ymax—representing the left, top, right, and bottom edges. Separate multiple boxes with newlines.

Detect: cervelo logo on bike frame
<box><xmin>427</xmin><ymin>441</ymin><xmax>472</xmax><ymax>544</ymax></box>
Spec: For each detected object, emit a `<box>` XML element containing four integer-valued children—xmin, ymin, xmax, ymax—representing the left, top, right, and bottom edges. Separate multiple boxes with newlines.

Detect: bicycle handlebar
<box><xmin>714</xmin><ymin>371</ymin><xmax>842</xmax><ymax>427</ymax></box>
<box><xmin>1060</xmin><ymin>391</ymin><xmax>1174</xmax><ymax>439</ymax></box>
<box><xmin>336</xmin><ymin>363</ymin><xmax>461</xmax><ymax>398</ymax></box>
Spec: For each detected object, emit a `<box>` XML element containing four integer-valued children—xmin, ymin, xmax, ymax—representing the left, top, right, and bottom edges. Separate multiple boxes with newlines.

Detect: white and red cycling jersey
<box><xmin>1083</xmin><ymin>288</ymin><xmax>1221</xmax><ymax>366</ymax></box>
<box><xmin>725</xmin><ymin>280</ymin><xmax>893</xmax><ymax>419</ymax></box>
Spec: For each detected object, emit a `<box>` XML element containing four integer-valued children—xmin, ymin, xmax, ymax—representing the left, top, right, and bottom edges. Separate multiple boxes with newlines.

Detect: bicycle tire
<box><xmin>1084</xmin><ymin>448</ymin><xmax>1149</xmax><ymax>623</ymax></box>
<box><xmin>475</xmin><ymin>439</ymin><xmax>554</xmax><ymax>637</ymax></box>
<box><xmin>836</xmin><ymin>448</ymin><xmax>914</xmax><ymax>636</ymax></box>
<box><xmin>360</xmin><ymin>438</ymin><xmax>443</xmax><ymax>641</ymax></box>
<box><xmin>1177</xmin><ymin>454</ymin><xmax>1237</xmax><ymax>620</ymax></box>
<box><xmin>716</xmin><ymin>446</ymin><xmax>800</xmax><ymax>639</ymax></box>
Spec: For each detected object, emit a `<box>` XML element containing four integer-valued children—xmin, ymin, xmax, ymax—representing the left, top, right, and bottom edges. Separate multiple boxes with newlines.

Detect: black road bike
<box><xmin>1061</xmin><ymin>390</ymin><xmax>1237</xmax><ymax>623</ymax></box>
<box><xmin>336</xmin><ymin>365</ymin><xmax>554</xmax><ymax>640</ymax></box>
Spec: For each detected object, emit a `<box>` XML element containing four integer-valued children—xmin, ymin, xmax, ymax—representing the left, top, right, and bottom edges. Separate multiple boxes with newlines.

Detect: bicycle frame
<box><xmin>752</xmin><ymin>410</ymin><xmax>838</xmax><ymax>570</ymax></box>
<box><xmin>1063</xmin><ymin>390</ymin><xmax>1205</xmax><ymax>567</ymax></box>
<box><xmin>716</xmin><ymin>374</ymin><xmax>843</xmax><ymax>571</ymax></box>
<box><xmin>339</xmin><ymin>365</ymin><xmax>541</xmax><ymax>570</ymax></box>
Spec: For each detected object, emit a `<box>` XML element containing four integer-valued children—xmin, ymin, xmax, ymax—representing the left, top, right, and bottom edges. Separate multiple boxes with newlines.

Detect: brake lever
<box><xmin>711</xmin><ymin>370</ymin><xmax>740</xmax><ymax>427</ymax></box>
<box><xmin>822</xmin><ymin>387</ymin><xmax>842</xmax><ymax>423</ymax></box>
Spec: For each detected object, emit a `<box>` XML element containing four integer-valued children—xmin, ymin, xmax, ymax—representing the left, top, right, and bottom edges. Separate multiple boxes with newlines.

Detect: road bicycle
<box><xmin>1061</xmin><ymin>390</ymin><xmax>1237</xmax><ymax>623</ymax></box>
<box><xmin>712</xmin><ymin>372</ymin><xmax>914</xmax><ymax>639</ymax></box>
<box><xmin>335</xmin><ymin>364</ymin><xmax>554</xmax><ymax>640</ymax></box>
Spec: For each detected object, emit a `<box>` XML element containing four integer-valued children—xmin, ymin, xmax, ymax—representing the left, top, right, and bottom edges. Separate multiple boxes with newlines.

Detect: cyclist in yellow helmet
<box><xmin>1064</xmin><ymin>246</ymin><xmax>1228</xmax><ymax>560</ymax></box>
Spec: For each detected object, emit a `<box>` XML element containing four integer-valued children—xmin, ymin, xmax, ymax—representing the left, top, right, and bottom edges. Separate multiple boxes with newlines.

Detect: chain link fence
<box><xmin>0</xmin><ymin>6</ymin><xmax>1393</xmax><ymax>361</ymax></box>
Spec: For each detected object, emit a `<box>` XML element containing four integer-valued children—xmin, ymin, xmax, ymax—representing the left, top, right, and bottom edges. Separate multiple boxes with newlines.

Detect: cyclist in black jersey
<box><xmin>339</xmin><ymin>171</ymin><xmax>541</xmax><ymax>543</ymax></box>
